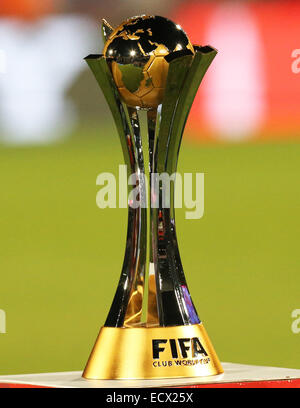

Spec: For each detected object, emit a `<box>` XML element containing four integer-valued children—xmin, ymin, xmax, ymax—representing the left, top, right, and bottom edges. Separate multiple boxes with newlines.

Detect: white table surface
<box><xmin>0</xmin><ymin>362</ymin><xmax>300</xmax><ymax>388</ymax></box>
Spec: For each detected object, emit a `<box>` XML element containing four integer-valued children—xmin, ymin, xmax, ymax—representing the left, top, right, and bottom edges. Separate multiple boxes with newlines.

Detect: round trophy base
<box><xmin>82</xmin><ymin>323</ymin><xmax>223</xmax><ymax>380</ymax></box>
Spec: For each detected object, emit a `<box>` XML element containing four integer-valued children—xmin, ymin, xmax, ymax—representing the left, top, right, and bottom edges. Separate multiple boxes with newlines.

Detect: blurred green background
<box><xmin>0</xmin><ymin>0</ymin><xmax>300</xmax><ymax>375</ymax></box>
<box><xmin>0</xmin><ymin>129</ymin><xmax>299</xmax><ymax>374</ymax></box>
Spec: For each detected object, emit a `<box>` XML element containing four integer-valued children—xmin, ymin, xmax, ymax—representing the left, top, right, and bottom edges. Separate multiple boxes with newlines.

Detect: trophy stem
<box><xmin>84</xmin><ymin>46</ymin><xmax>218</xmax><ymax>329</ymax></box>
<box><xmin>123</xmin><ymin>107</ymin><xmax>147</xmax><ymax>326</ymax></box>
<box><xmin>147</xmin><ymin>109</ymin><xmax>160</xmax><ymax>325</ymax></box>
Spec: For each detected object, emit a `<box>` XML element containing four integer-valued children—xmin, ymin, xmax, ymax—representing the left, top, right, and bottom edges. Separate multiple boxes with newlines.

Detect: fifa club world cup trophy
<box><xmin>83</xmin><ymin>15</ymin><xmax>223</xmax><ymax>380</ymax></box>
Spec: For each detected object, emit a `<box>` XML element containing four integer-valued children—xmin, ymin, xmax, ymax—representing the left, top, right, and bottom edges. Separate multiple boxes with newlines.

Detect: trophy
<box><xmin>83</xmin><ymin>15</ymin><xmax>223</xmax><ymax>380</ymax></box>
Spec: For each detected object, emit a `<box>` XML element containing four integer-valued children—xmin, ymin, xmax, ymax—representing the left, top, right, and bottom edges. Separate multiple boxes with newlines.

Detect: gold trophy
<box><xmin>83</xmin><ymin>15</ymin><xmax>223</xmax><ymax>380</ymax></box>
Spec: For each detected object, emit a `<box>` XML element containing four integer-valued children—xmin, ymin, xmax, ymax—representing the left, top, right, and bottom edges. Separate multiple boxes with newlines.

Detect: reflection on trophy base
<box><xmin>82</xmin><ymin>323</ymin><xmax>223</xmax><ymax>380</ymax></box>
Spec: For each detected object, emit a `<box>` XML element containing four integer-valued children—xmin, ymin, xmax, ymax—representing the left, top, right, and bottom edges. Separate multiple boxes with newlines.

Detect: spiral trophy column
<box><xmin>83</xmin><ymin>15</ymin><xmax>223</xmax><ymax>380</ymax></box>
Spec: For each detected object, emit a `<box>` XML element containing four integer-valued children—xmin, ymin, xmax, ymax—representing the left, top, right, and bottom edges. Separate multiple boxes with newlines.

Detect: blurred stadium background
<box><xmin>0</xmin><ymin>0</ymin><xmax>299</xmax><ymax>374</ymax></box>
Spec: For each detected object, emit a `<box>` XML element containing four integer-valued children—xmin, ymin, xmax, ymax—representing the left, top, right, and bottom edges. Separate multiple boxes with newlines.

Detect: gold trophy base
<box><xmin>83</xmin><ymin>323</ymin><xmax>223</xmax><ymax>380</ymax></box>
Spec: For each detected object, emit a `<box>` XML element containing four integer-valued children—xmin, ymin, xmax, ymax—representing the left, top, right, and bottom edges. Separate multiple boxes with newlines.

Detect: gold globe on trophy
<box><xmin>103</xmin><ymin>15</ymin><xmax>195</xmax><ymax>109</ymax></box>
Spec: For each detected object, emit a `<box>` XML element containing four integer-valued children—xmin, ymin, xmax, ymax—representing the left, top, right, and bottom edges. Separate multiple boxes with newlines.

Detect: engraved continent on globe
<box><xmin>103</xmin><ymin>15</ymin><xmax>194</xmax><ymax>109</ymax></box>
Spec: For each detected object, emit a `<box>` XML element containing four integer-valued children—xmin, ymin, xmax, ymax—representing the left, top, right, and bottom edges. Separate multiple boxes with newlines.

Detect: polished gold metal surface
<box><xmin>83</xmin><ymin>323</ymin><xmax>223</xmax><ymax>380</ymax></box>
<box><xmin>147</xmin><ymin>270</ymin><xmax>159</xmax><ymax>325</ymax></box>
<box><xmin>103</xmin><ymin>15</ymin><xmax>194</xmax><ymax>109</ymax></box>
